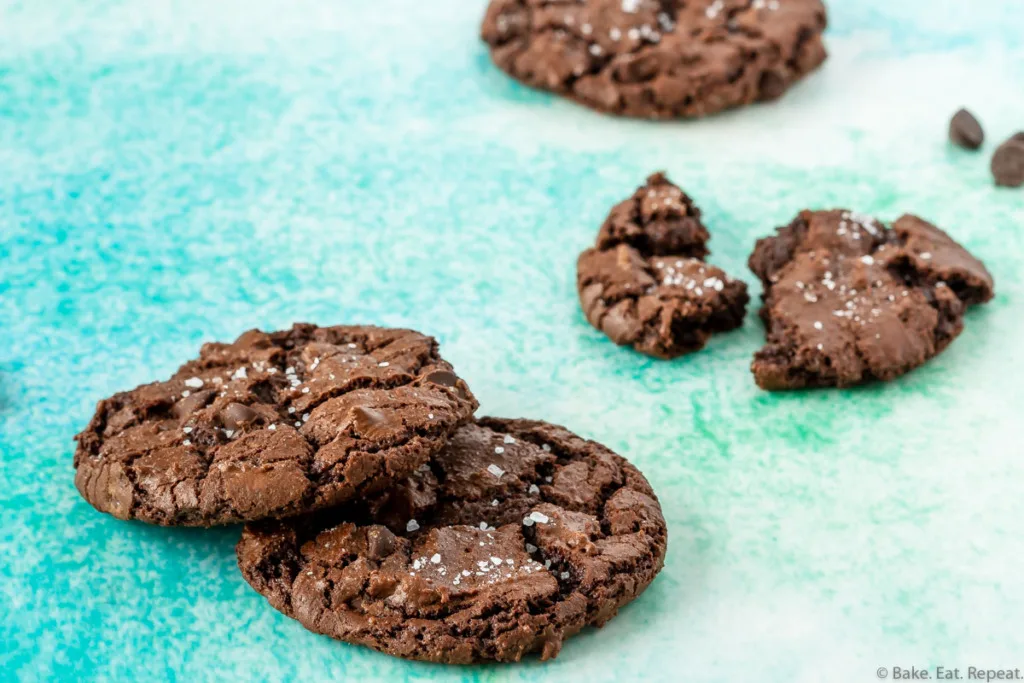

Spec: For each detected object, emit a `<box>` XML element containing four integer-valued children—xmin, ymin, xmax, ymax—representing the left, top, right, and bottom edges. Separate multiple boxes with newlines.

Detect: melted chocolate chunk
<box><xmin>991</xmin><ymin>132</ymin><xmax>1024</xmax><ymax>188</ymax></box>
<box><xmin>577</xmin><ymin>173</ymin><xmax>749</xmax><ymax>358</ymax></box>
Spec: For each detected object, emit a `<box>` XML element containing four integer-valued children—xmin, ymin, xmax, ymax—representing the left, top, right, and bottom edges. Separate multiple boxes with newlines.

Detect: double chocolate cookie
<box><xmin>577</xmin><ymin>173</ymin><xmax>749</xmax><ymax>358</ymax></box>
<box><xmin>481</xmin><ymin>0</ymin><xmax>828</xmax><ymax>118</ymax></box>
<box><xmin>749</xmin><ymin>211</ymin><xmax>995</xmax><ymax>389</ymax></box>
<box><xmin>74</xmin><ymin>324</ymin><xmax>478</xmax><ymax>526</ymax></box>
<box><xmin>237</xmin><ymin>418</ymin><xmax>667</xmax><ymax>663</ymax></box>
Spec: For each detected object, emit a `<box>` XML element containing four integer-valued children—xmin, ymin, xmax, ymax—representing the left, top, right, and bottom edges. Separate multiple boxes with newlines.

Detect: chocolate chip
<box><xmin>424</xmin><ymin>370</ymin><xmax>458</xmax><ymax>387</ymax></box>
<box><xmin>991</xmin><ymin>133</ymin><xmax>1024</xmax><ymax>188</ymax></box>
<box><xmin>949</xmin><ymin>108</ymin><xmax>984</xmax><ymax>150</ymax></box>
<box><xmin>221</xmin><ymin>402</ymin><xmax>259</xmax><ymax>430</ymax></box>
<box><xmin>426</xmin><ymin>371</ymin><xmax>472</xmax><ymax>402</ymax></box>
<box><xmin>365</xmin><ymin>526</ymin><xmax>397</xmax><ymax>560</ymax></box>
<box><xmin>73</xmin><ymin>323</ymin><xmax>479</xmax><ymax>527</ymax></box>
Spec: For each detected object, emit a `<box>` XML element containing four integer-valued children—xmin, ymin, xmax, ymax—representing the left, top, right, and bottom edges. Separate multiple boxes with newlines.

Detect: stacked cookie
<box><xmin>74</xmin><ymin>324</ymin><xmax>667</xmax><ymax>663</ymax></box>
<box><xmin>481</xmin><ymin>0</ymin><xmax>829</xmax><ymax>119</ymax></box>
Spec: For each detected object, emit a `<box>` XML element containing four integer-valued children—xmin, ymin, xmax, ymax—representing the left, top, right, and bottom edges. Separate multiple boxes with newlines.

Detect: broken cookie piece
<box><xmin>748</xmin><ymin>210</ymin><xmax>995</xmax><ymax>390</ymax></box>
<box><xmin>577</xmin><ymin>173</ymin><xmax>748</xmax><ymax>359</ymax></box>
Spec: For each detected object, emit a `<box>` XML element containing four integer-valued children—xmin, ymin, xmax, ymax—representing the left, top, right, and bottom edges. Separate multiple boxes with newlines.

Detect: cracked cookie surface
<box><xmin>577</xmin><ymin>172</ymin><xmax>749</xmax><ymax>358</ymax></box>
<box><xmin>236</xmin><ymin>418</ymin><xmax>667</xmax><ymax>663</ymax></box>
<box><xmin>749</xmin><ymin>210</ymin><xmax>995</xmax><ymax>389</ymax></box>
<box><xmin>74</xmin><ymin>324</ymin><xmax>478</xmax><ymax>526</ymax></box>
<box><xmin>481</xmin><ymin>0</ymin><xmax>828</xmax><ymax>118</ymax></box>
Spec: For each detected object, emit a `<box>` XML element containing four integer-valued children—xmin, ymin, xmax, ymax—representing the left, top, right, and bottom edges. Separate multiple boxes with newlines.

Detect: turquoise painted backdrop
<box><xmin>2</xmin><ymin>1</ymin><xmax>1022</xmax><ymax>681</ymax></box>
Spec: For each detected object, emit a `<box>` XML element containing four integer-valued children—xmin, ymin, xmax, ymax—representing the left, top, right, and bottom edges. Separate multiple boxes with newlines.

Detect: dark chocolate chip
<box><xmin>424</xmin><ymin>370</ymin><xmax>471</xmax><ymax>400</ymax></box>
<box><xmin>221</xmin><ymin>402</ymin><xmax>259</xmax><ymax>430</ymax></box>
<box><xmin>758</xmin><ymin>70</ymin><xmax>788</xmax><ymax>100</ymax></box>
<box><xmin>424</xmin><ymin>370</ymin><xmax>458</xmax><ymax>387</ymax></box>
<box><xmin>748</xmin><ymin>210</ymin><xmax>995</xmax><ymax>390</ymax></box>
<box><xmin>346</xmin><ymin>405</ymin><xmax>397</xmax><ymax>440</ymax></box>
<box><xmin>949</xmin><ymin>108</ymin><xmax>984</xmax><ymax>150</ymax></box>
<box><xmin>991</xmin><ymin>134</ymin><xmax>1024</xmax><ymax>188</ymax></box>
<box><xmin>172</xmin><ymin>389</ymin><xmax>215</xmax><ymax>418</ymax></box>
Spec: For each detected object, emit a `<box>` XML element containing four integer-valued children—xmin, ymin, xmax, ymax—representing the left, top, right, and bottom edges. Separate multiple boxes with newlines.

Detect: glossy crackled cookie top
<box><xmin>237</xmin><ymin>418</ymin><xmax>667</xmax><ymax>664</ymax></box>
<box><xmin>74</xmin><ymin>324</ymin><xmax>478</xmax><ymax>526</ymax></box>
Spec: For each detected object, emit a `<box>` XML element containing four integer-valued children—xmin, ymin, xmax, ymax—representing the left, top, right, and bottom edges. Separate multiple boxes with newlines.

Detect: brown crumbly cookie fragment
<box><xmin>236</xmin><ymin>418</ymin><xmax>667</xmax><ymax>664</ymax></box>
<box><xmin>481</xmin><ymin>0</ymin><xmax>828</xmax><ymax>119</ymax></box>
<box><xmin>577</xmin><ymin>173</ymin><xmax>749</xmax><ymax>358</ymax></box>
<box><xmin>748</xmin><ymin>211</ymin><xmax>995</xmax><ymax>389</ymax></box>
<box><xmin>74</xmin><ymin>324</ymin><xmax>478</xmax><ymax>526</ymax></box>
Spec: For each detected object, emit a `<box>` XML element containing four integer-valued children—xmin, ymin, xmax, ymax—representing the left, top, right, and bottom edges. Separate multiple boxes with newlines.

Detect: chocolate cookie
<box><xmin>74</xmin><ymin>324</ymin><xmax>478</xmax><ymax>526</ymax></box>
<box><xmin>577</xmin><ymin>173</ymin><xmax>749</xmax><ymax>358</ymax></box>
<box><xmin>481</xmin><ymin>0</ymin><xmax>828</xmax><ymax>119</ymax></box>
<box><xmin>748</xmin><ymin>211</ymin><xmax>995</xmax><ymax>389</ymax></box>
<box><xmin>236</xmin><ymin>418</ymin><xmax>667</xmax><ymax>663</ymax></box>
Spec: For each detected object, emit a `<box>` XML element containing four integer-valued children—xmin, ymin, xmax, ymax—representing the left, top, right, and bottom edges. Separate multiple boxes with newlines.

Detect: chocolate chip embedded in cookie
<box><xmin>748</xmin><ymin>211</ymin><xmax>995</xmax><ymax>390</ymax></box>
<box><xmin>481</xmin><ymin>0</ymin><xmax>828</xmax><ymax>119</ymax></box>
<box><xmin>577</xmin><ymin>173</ymin><xmax>748</xmax><ymax>358</ymax></box>
<box><xmin>236</xmin><ymin>418</ymin><xmax>667</xmax><ymax>664</ymax></box>
<box><xmin>74</xmin><ymin>324</ymin><xmax>478</xmax><ymax>526</ymax></box>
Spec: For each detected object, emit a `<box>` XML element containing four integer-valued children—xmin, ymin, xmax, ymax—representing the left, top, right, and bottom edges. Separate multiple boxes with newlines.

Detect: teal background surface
<box><xmin>2</xmin><ymin>1</ymin><xmax>1023</xmax><ymax>681</ymax></box>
